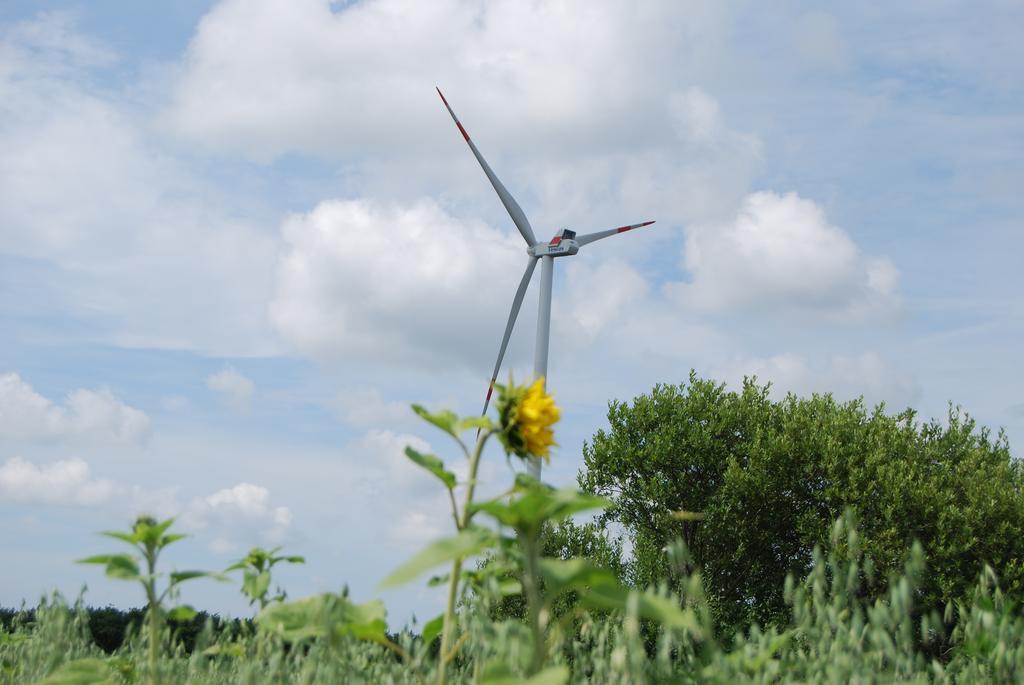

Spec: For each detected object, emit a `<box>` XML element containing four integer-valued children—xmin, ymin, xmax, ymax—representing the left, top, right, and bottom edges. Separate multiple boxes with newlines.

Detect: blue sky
<box><xmin>1</xmin><ymin>0</ymin><xmax>1022</xmax><ymax>624</ymax></box>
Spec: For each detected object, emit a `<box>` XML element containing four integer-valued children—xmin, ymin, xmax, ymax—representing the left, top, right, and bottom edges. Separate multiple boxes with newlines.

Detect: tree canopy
<box><xmin>579</xmin><ymin>373</ymin><xmax>1024</xmax><ymax>631</ymax></box>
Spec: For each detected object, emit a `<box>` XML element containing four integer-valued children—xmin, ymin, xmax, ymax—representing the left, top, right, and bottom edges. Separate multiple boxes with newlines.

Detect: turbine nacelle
<box><xmin>529</xmin><ymin>229</ymin><xmax>579</xmax><ymax>257</ymax></box>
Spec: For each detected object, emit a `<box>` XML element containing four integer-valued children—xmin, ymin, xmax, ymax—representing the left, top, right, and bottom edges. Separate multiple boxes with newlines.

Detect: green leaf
<box><xmin>79</xmin><ymin>554</ymin><xmax>140</xmax><ymax>580</ymax></box>
<box><xmin>726</xmin><ymin>629</ymin><xmax>793</xmax><ymax>672</ymax></box>
<box><xmin>105</xmin><ymin>657</ymin><xmax>134</xmax><ymax>679</ymax></box>
<box><xmin>421</xmin><ymin>613</ymin><xmax>444</xmax><ymax>644</ymax></box>
<box><xmin>631</xmin><ymin>591</ymin><xmax>701</xmax><ymax>633</ymax></box>
<box><xmin>161</xmin><ymin>533</ymin><xmax>188</xmax><ymax>547</ymax></box>
<box><xmin>529</xmin><ymin>487</ymin><xmax>608</xmax><ymax>522</ymax></box>
<box><xmin>585</xmin><ymin>583</ymin><xmax>700</xmax><ymax>634</ymax></box>
<box><xmin>257</xmin><ymin>593</ymin><xmax>391</xmax><ymax>646</ymax></box>
<box><xmin>256</xmin><ymin>594</ymin><xmax>329</xmax><ymax>641</ymax></box>
<box><xmin>539</xmin><ymin>558</ymin><xmax>618</xmax><ymax>600</ymax></box>
<box><xmin>35</xmin><ymin>658</ymin><xmax>117</xmax><ymax>685</ymax></box>
<box><xmin>528</xmin><ymin>667</ymin><xmax>570</xmax><ymax>685</ymax></box>
<box><xmin>497</xmin><ymin>578</ymin><xmax>523</xmax><ymax>597</ymax></box>
<box><xmin>332</xmin><ymin>599</ymin><xmax>390</xmax><ymax>645</ymax></box>
<box><xmin>670</xmin><ymin>510</ymin><xmax>706</xmax><ymax>521</ymax></box>
<box><xmin>474</xmin><ymin>485</ymin><xmax>608</xmax><ymax>534</ymax></box>
<box><xmin>404</xmin><ymin>446</ymin><xmax>457</xmax><ymax>490</ymax></box>
<box><xmin>77</xmin><ymin>554</ymin><xmax>118</xmax><ymax>566</ymax></box>
<box><xmin>134</xmin><ymin>517</ymin><xmax>176</xmax><ymax>548</ymax></box>
<box><xmin>472</xmin><ymin>499</ymin><xmax>519</xmax><ymax>528</ymax></box>
<box><xmin>243</xmin><ymin>570</ymin><xmax>272</xmax><ymax>600</ymax></box>
<box><xmin>169</xmin><ymin>570</ymin><xmax>215</xmax><ymax>586</ymax></box>
<box><xmin>538</xmin><ymin>558</ymin><xmax>701</xmax><ymax>634</ymax></box>
<box><xmin>481</xmin><ymin>663</ymin><xmax>569</xmax><ymax>685</ymax></box>
<box><xmin>167</xmin><ymin>605</ymin><xmax>197</xmax><ymax>622</ymax></box>
<box><xmin>457</xmin><ymin>415</ymin><xmax>493</xmax><ymax>433</ymax></box>
<box><xmin>426</xmin><ymin>573</ymin><xmax>450</xmax><ymax>587</ymax></box>
<box><xmin>201</xmin><ymin>643</ymin><xmax>245</xmax><ymax>658</ymax></box>
<box><xmin>282</xmin><ymin>555</ymin><xmax>305</xmax><ymax>564</ymax></box>
<box><xmin>479</xmin><ymin>661</ymin><xmax>517</xmax><ymax>684</ymax></box>
<box><xmin>411</xmin><ymin>404</ymin><xmax>460</xmax><ymax>439</ymax></box>
<box><xmin>100</xmin><ymin>531</ymin><xmax>139</xmax><ymax>546</ymax></box>
<box><xmin>379</xmin><ymin>527</ymin><xmax>496</xmax><ymax>589</ymax></box>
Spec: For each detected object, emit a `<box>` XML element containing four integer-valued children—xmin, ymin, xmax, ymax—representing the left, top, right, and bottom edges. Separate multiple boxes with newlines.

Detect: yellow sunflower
<box><xmin>496</xmin><ymin>377</ymin><xmax>560</xmax><ymax>461</ymax></box>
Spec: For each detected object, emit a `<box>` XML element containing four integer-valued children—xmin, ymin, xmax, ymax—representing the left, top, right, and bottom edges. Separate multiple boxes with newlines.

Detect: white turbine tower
<box><xmin>437</xmin><ymin>88</ymin><xmax>655</xmax><ymax>478</ymax></box>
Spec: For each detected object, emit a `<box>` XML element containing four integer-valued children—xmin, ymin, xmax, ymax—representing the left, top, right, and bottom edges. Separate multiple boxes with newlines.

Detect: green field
<box><xmin>3</xmin><ymin>532</ymin><xmax>1023</xmax><ymax>684</ymax></box>
<box><xmin>4</xmin><ymin>378</ymin><xmax>1023</xmax><ymax>684</ymax></box>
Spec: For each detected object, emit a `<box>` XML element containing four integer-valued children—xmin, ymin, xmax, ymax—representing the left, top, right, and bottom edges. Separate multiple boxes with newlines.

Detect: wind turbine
<box><xmin>437</xmin><ymin>88</ymin><xmax>655</xmax><ymax>478</ymax></box>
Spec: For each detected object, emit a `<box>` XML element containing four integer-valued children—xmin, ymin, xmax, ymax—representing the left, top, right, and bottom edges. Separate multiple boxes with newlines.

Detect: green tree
<box><xmin>579</xmin><ymin>373</ymin><xmax>1024</xmax><ymax>632</ymax></box>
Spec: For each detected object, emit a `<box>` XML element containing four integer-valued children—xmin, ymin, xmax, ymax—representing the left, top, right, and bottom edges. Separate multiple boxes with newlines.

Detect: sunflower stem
<box><xmin>437</xmin><ymin>429</ymin><xmax>493</xmax><ymax>685</ymax></box>
<box><xmin>522</xmin><ymin>530</ymin><xmax>546</xmax><ymax>676</ymax></box>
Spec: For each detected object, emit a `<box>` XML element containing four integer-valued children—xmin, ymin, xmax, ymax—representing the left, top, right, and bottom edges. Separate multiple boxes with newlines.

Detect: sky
<box><xmin>1</xmin><ymin>0</ymin><xmax>1022</xmax><ymax>626</ymax></box>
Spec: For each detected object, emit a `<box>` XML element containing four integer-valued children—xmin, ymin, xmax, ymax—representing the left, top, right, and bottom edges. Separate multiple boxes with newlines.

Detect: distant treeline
<box><xmin>0</xmin><ymin>606</ymin><xmax>250</xmax><ymax>654</ymax></box>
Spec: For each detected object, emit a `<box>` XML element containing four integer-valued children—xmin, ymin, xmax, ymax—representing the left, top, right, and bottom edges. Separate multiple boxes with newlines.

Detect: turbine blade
<box><xmin>437</xmin><ymin>88</ymin><xmax>538</xmax><ymax>246</ymax></box>
<box><xmin>481</xmin><ymin>257</ymin><xmax>539</xmax><ymax>418</ymax></box>
<box><xmin>576</xmin><ymin>220</ymin><xmax>656</xmax><ymax>247</ymax></box>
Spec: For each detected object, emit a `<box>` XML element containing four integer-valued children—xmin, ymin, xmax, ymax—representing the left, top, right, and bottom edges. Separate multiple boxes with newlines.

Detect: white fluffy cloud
<box><xmin>346</xmin><ymin>429</ymin><xmax>435</xmax><ymax>499</ymax></box>
<box><xmin>0</xmin><ymin>447</ymin><xmax>293</xmax><ymax>552</ymax></box>
<box><xmin>334</xmin><ymin>428</ymin><xmax>493</xmax><ymax>547</ymax></box>
<box><xmin>333</xmin><ymin>387</ymin><xmax>415</xmax><ymax>429</ymax></box>
<box><xmin>668</xmin><ymin>87</ymin><xmax>762</xmax><ymax>158</ymax></box>
<box><xmin>206</xmin><ymin>367</ymin><xmax>256</xmax><ymax>412</ymax></box>
<box><xmin>0</xmin><ymin>456</ymin><xmax>115</xmax><ymax>506</ymax></box>
<box><xmin>166</xmin><ymin>0</ymin><xmax>761</xmax><ymax>233</ymax></box>
<box><xmin>269</xmin><ymin>198</ymin><xmax>523</xmax><ymax>366</ymax></box>
<box><xmin>0</xmin><ymin>14</ymin><xmax>279</xmax><ymax>355</ymax></box>
<box><xmin>2</xmin><ymin>6</ymin><xmax>768</xmax><ymax>367</ymax></box>
<box><xmin>0</xmin><ymin>372</ymin><xmax>151</xmax><ymax>444</ymax></box>
<box><xmin>671</xmin><ymin>191</ymin><xmax>900</xmax><ymax>318</ymax></box>
<box><xmin>389</xmin><ymin>509</ymin><xmax>446</xmax><ymax>548</ymax></box>
<box><xmin>166</xmin><ymin>0</ymin><xmax>731</xmax><ymax>162</ymax></box>
<box><xmin>183</xmin><ymin>483</ymin><xmax>293</xmax><ymax>554</ymax></box>
<box><xmin>560</xmin><ymin>258</ymin><xmax>650</xmax><ymax>340</ymax></box>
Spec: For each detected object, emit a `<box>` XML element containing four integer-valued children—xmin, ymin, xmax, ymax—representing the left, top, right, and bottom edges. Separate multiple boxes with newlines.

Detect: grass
<box><xmin>5</xmin><ymin>391</ymin><xmax>1022</xmax><ymax>683</ymax></box>
<box><xmin>3</xmin><ymin>515</ymin><xmax>1023</xmax><ymax>684</ymax></box>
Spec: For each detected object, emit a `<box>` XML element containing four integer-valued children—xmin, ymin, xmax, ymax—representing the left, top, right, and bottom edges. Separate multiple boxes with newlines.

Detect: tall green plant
<box><xmin>226</xmin><ymin>546</ymin><xmax>305</xmax><ymax>611</ymax></box>
<box><xmin>380</xmin><ymin>378</ymin><xmax>700</xmax><ymax>684</ymax></box>
<box><xmin>79</xmin><ymin>516</ymin><xmax>217</xmax><ymax>685</ymax></box>
<box><xmin>378</xmin><ymin>399</ymin><xmax>501</xmax><ymax>684</ymax></box>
